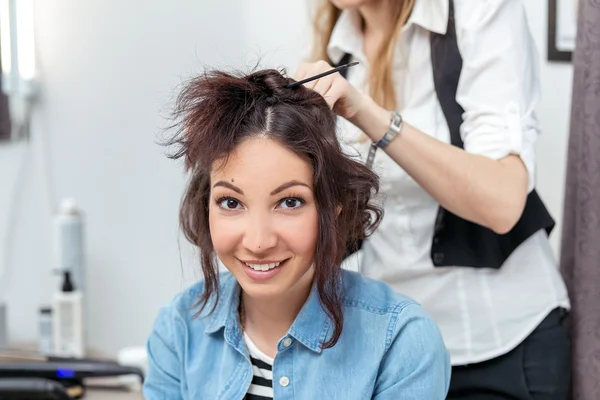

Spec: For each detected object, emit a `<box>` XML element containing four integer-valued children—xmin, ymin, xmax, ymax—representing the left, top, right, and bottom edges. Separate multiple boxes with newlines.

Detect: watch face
<box><xmin>390</xmin><ymin>112</ymin><xmax>403</xmax><ymax>131</ymax></box>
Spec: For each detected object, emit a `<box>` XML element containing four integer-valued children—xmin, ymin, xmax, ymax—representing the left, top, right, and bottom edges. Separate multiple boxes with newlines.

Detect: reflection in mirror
<box><xmin>0</xmin><ymin>0</ymin><xmax>37</xmax><ymax>143</ymax></box>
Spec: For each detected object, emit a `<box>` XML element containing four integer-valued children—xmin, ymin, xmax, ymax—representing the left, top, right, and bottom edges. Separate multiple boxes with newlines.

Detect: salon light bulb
<box><xmin>0</xmin><ymin>0</ymin><xmax>36</xmax><ymax>98</ymax></box>
<box><xmin>0</xmin><ymin>0</ymin><xmax>12</xmax><ymax>77</ymax></box>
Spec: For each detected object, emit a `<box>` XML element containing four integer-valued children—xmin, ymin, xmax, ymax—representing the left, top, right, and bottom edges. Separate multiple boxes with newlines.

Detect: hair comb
<box><xmin>285</xmin><ymin>61</ymin><xmax>359</xmax><ymax>89</ymax></box>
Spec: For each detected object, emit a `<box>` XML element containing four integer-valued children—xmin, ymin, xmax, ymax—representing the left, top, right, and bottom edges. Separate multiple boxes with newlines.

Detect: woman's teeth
<box><xmin>245</xmin><ymin>262</ymin><xmax>281</xmax><ymax>271</ymax></box>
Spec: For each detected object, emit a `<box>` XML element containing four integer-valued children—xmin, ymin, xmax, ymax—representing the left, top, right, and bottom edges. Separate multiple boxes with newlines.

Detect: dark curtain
<box><xmin>559</xmin><ymin>0</ymin><xmax>600</xmax><ymax>398</ymax></box>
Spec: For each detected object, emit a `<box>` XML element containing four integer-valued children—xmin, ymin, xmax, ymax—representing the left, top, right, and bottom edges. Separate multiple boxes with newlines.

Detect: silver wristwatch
<box><xmin>366</xmin><ymin>111</ymin><xmax>403</xmax><ymax>168</ymax></box>
<box><xmin>376</xmin><ymin>111</ymin><xmax>403</xmax><ymax>149</ymax></box>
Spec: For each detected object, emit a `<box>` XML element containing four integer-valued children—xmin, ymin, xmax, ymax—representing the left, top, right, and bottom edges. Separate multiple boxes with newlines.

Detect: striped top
<box><xmin>243</xmin><ymin>332</ymin><xmax>274</xmax><ymax>400</ymax></box>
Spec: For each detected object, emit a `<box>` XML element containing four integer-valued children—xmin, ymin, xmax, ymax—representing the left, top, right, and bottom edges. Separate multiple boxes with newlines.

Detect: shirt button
<box><xmin>279</xmin><ymin>376</ymin><xmax>290</xmax><ymax>387</ymax></box>
<box><xmin>433</xmin><ymin>252</ymin><xmax>445</xmax><ymax>264</ymax></box>
<box><xmin>282</xmin><ymin>337</ymin><xmax>293</xmax><ymax>347</ymax></box>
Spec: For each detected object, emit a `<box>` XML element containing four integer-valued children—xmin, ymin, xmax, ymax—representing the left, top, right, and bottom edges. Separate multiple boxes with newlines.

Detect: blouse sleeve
<box><xmin>455</xmin><ymin>0</ymin><xmax>542</xmax><ymax>192</ymax></box>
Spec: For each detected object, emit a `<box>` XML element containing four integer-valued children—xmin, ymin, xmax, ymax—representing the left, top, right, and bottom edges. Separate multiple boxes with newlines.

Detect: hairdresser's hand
<box><xmin>294</xmin><ymin>61</ymin><xmax>390</xmax><ymax>140</ymax></box>
<box><xmin>294</xmin><ymin>60</ymin><xmax>369</xmax><ymax>121</ymax></box>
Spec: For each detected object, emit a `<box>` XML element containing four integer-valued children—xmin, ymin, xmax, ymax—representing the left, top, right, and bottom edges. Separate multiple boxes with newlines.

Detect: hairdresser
<box><xmin>295</xmin><ymin>0</ymin><xmax>570</xmax><ymax>398</ymax></box>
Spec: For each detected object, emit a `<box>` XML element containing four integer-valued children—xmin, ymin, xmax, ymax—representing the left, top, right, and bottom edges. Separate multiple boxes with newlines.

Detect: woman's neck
<box><xmin>358</xmin><ymin>0</ymin><xmax>397</xmax><ymax>39</ymax></box>
<box><xmin>358</xmin><ymin>0</ymin><xmax>399</xmax><ymax>63</ymax></box>
<box><xmin>241</xmin><ymin>268</ymin><xmax>314</xmax><ymax>358</ymax></box>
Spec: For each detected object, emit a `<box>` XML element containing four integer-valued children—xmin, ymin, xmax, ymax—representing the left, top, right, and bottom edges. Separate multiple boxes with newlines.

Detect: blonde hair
<box><xmin>310</xmin><ymin>0</ymin><xmax>415</xmax><ymax>110</ymax></box>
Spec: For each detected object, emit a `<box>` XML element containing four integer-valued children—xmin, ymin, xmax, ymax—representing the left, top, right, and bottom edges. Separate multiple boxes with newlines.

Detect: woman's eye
<box><xmin>217</xmin><ymin>198</ymin><xmax>242</xmax><ymax>210</ymax></box>
<box><xmin>279</xmin><ymin>198</ymin><xmax>304</xmax><ymax>210</ymax></box>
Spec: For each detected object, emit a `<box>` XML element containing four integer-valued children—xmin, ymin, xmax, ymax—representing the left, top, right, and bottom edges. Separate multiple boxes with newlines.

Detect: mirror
<box><xmin>0</xmin><ymin>0</ymin><xmax>37</xmax><ymax>143</ymax></box>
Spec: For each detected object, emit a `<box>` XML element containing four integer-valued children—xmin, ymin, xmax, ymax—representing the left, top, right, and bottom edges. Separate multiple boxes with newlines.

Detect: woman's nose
<box><xmin>241</xmin><ymin>213</ymin><xmax>278</xmax><ymax>253</ymax></box>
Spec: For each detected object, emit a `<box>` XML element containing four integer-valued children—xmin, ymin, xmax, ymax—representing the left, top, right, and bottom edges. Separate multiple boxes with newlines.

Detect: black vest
<box><xmin>339</xmin><ymin>0</ymin><xmax>555</xmax><ymax>269</ymax></box>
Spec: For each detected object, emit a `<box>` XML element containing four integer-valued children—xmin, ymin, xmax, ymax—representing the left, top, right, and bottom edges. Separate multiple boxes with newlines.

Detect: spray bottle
<box><xmin>53</xmin><ymin>198</ymin><xmax>87</xmax><ymax>347</ymax></box>
<box><xmin>54</xmin><ymin>198</ymin><xmax>85</xmax><ymax>292</ymax></box>
<box><xmin>52</xmin><ymin>270</ymin><xmax>84</xmax><ymax>358</ymax></box>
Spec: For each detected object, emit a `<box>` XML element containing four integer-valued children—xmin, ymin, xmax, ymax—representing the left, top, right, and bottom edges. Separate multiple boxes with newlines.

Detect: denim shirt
<box><xmin>143</xmin><ymin>270</ymin><xmax>451</xmax><ymax>399</ymax></box>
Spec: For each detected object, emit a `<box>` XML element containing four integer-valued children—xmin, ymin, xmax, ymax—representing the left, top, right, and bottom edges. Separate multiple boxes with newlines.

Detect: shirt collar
<box><xmin>202</xmin><ymin>272</ymin><xmax>243</xmax><ymax>356</ymax></box>
<box><xmin>327</xmin><ymin>0</ymin><xmax>449</xmax><ymax>65</ymax></box>
<box><xmin>288</xmin><ymin>281</ymin><xmax>331</xmax><ymax>353</ymax></box>
<box><xmin>408</xmin><ymin>0</ymin><xmax>449</xmax><ymax>35</ymax></box>
<box><xmin>327</xmin><ymin>9</ymin><xmax>364</xmax><ymax>65</ymax></box>
<box><xmin>203</xmin><ymin>273</ymin><xmax>332</xmax><ymax>354</ymax></box>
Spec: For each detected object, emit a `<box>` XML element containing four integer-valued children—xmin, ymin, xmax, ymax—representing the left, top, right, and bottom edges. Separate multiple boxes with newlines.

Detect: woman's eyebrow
<box><xmin>212</xmin><ymin>180</ymin><xmax>311</xmax><ymax>196</ymax></box>
<box><xmin>212</xmin><ymin>181</ymin><xmax>243</xmax><ymax>194</ymax></box>
<box><xmin>270</xmin><ymin>180</ymin><xmax>311</xmax><ymax>196</ymax></box>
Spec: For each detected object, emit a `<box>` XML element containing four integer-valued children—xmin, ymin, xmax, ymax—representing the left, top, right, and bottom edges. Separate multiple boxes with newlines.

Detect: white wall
<box><xmin>1</xmin><ymin>0</ymin><xmax>247</xmax><ymax>354</ymax></box>
<box><xmin>522</xmin><ymin>2</ymin><xmax>574</xmax><ymax>255</ymax></box>
<box><xmin>239</xmin><ymin>0</ymin><xmax>311</xmax><ymax>71</ymax></box>
<box><xmin>0</xmin><ymin>0</ymin><xmax>573</xmax><ymax>355</ymax></box>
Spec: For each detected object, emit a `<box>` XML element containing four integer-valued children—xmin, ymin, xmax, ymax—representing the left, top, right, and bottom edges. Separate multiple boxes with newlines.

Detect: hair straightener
<box><xmin>0</xmin><ymin>360</ymin><xmax>144</xmax><ymax>383</ymax></box>
<box><xmin>0</xmin><ymin>378</ymin><xmax>75</xmax><ymax>399</ymax></box>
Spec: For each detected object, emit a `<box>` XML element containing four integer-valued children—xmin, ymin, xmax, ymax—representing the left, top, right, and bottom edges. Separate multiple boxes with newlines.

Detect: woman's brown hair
<box><xmin>310</xmin><ymin>0</ymin><xmax>415</xmax><ymax>110</ymax></box>
<box><xmin>165</xmin><ymin>68</ymin><xmax>382</xmax><ymax>348</ymax></box>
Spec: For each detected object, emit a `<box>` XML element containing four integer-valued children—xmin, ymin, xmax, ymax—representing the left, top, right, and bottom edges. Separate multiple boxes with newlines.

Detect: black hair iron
<box><xmin>0</xmin><ymin>360</ymin><xmax>144</xmax><ymax>383</ymax></box>
<box><xmin>0</xmin><ymin>378</ymin><xmax>73</xmax><ymax>399</ymax></box>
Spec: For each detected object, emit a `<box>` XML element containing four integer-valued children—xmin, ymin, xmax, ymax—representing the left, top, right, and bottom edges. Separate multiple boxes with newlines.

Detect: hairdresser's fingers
<box><xmin>323</xmin><ymin>90</ymin><xmax>342</xmax><ymax>110</ymax></box>
<box><xmin>303</xmin><ymin>77</ymin><xmax>319</xmax><ymax>90</ymax></box>
<box><xmin>293</xmin><ymin>61</ymin><xmax>364</xmax><ymax>119</ymax></box>
<box><xmin>323</xmin><ymin>79</ymin><xmax>346</xmax><ymax>110</ymax></box>
<box><xmin>327</xmin><ymin>78</ymin><xmax>366</xmax><ymax>120</ymax></box>
<box><xmin>302</xmin><ymin>63</ymin><xmax>333</xmax><ymax>90</ymax></box>
<box><xmin>323</xmin><ymin>93</ymin><xmax>340</xmax><ymax>110</ymax></box>
<box><xmin>313</xmin><ymin>60</ymin><xmax>333</xmax><ymax>74</ymax></box>
<box><xmin>312</xmin><ymin>75</ymin><xmax>335</xmax><ymax>101</ymax></box>
<box><xmin>293</xmin><ymin>61</ymin><xmax>321</xmax><ymax>82</ymax></box>
<box><xmin>323</xmin><ymin>82</ymin><xmax>345</xmax><ymax>111</ymax></box>
<box><xmin>297</xmin><ymin>60</ymin><xmax>335</xmax><ymax>88</ymax></box>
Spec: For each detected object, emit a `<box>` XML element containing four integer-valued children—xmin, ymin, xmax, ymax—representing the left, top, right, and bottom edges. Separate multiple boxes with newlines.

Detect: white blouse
<box><xmin>329</xmin><ymin>0</ymin><xmax>569</xmax><ymax>365</ymax></box>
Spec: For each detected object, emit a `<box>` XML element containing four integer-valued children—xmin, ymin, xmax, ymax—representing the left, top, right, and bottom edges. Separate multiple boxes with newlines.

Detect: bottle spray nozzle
<box><xmin>61</xmin><ymin>271</ymin><xmax>75</xmax><ymax>292</ymax></box>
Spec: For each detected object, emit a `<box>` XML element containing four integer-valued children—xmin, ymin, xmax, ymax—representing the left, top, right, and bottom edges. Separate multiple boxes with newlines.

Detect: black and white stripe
<box><xmin>245</xmin><ymin>356</ymin><xmax>273</xmax><ymax>400</ymax></box>
<box><xmin>244</xmin><ymin>333</ymin><xmax>274</xmax><ymax>400</ymax></box>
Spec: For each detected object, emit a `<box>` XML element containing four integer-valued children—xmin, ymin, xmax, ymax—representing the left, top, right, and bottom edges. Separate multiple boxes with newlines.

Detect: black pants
<box><xmin>447</xmin><ymin>308</ymin><xmax>571</xmax><ymax>400</ymax></box>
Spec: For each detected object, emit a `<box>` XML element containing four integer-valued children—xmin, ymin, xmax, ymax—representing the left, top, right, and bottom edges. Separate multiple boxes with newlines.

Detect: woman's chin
<box><xmin>240</xmin><ymin>284</ymin><xmax>287</xmax><ymax>301</ymax></box>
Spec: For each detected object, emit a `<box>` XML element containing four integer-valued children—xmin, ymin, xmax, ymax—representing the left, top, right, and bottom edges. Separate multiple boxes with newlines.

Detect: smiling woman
<box><xmin>209</xmin><ymin>137</ymin><xmax>319</xmax><ymax>314</ymax></box>
<box><xmin>142</xmin><ymin>68</ymin><xmax>451</xmax><ymax>399</ymax></box>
